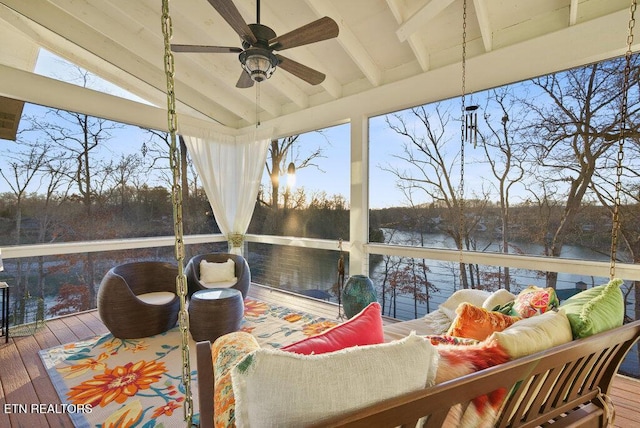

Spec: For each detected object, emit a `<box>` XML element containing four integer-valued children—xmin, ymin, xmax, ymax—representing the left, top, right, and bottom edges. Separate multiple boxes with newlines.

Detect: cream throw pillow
<box><xmin>439</xmin><ymin>289</ymin><xmax>492</xmax><ymax>321</ymax></box>
<box><xmin>231</xmin><ymin>334</ymin><xmax>438</xmax><ymax>427</ymax></box>
<box><xmin>488</xmin><ymin>309</ymin><xmax>573</xmax><ymax>359</ymax></box>
<box><xmin>199</xmin><ymin>259</ymin><xmax>236</xmax><ymax>284</ymax></box>
<box><xmin>482</xmin><ymin>289</ymin><xmax>516</xmax><ymax>311</ymax></box>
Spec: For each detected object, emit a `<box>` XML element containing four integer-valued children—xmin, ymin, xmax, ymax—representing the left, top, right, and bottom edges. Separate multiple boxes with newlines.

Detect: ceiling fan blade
<box><xmin>171</xmin><ymin>44</ymin><xmax>242</xmax><ymax>54</ymax></box>
<box><xmin>269</xmin><ymin>16</ymin><xmax>339</xmax><ymax>51</ymax></box>
<box><xmin>276</xmin><ymin>55</ymin><xmax>325</xmax><ymax>85</ymax></box>
<box><xmin>207</xmin><ymin>0</ymin><xmax>257</xmax><ymax>45</ymax></box>
<box><xmin>236</xmin><ymin>70</ymin><xmax>254</xmax><ymax>88</ymax></box>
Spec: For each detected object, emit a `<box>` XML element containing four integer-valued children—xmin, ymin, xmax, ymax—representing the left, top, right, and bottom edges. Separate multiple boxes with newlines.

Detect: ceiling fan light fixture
<box><xmin>239</xmin><ymin>48</ymin><xmax>278</xmax><ymax>82</ymax></box>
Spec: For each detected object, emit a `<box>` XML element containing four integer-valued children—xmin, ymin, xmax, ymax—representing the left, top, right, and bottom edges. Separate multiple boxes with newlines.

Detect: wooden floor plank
<box><xmin>45</xmin><ymin>318</ymin><xmax>84</xmax><ymax>346</ymax></box>
<box><xmin>0</xmin><ymin>283</ymin><xmax>637</xmax><ymax>427</ymax></box>
<box><xmin>59</xmin><ymin>314</ymin><xmax>97</xmax><ymax>342</ymax></box>
<box><xmin>610</xmin><ymin>375</ymin><xmax>640</xmax><ymax>427</ymax></box>
<box><xmin>77</xmin><ymin>311</ymin><xmax>108</xmax><ymax>337</ymax></box>
<box><xmin>13</xmin><ymin>335</ymin><xmax>71</xmax><ymax>427</ymax></box>
<box><xmin>0</xmin><ymin>341</ymin><xmax>50</xmax><ymax>427</ymax></box>
<box><xmin>32</xmin><ymin>325</ymin><xmax>63</xmax><ymax>357</ymax></box>
<box><xmin>0</xmin><ymin>347</ymin><xmax>11</xmax><ymax>428</ymax></box>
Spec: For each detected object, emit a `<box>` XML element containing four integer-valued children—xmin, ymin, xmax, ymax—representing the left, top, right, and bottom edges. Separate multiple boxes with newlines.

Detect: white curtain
<box><xmin>184</xmin><ymin>132</ymin><xmax>270</xmax><ymax>254</ymax></box>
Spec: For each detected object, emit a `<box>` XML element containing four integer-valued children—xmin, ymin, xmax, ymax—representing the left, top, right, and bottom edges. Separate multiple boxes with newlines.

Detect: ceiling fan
<box><xmin>171</xmin><ymin>0</ymin><xmax>339</xmax><ymax>88</ymax></box>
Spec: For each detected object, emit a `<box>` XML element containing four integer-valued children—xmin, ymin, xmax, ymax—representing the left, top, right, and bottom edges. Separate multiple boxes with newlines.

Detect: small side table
<box><xmin>188</xmin><ymin>288</ymin><xmax>244</xmax><ymax>342</ymax></box>
<box><xmin>0</xmin><ymin>282</ymin><xmax>9</xmax><ymax>343</ymax></box>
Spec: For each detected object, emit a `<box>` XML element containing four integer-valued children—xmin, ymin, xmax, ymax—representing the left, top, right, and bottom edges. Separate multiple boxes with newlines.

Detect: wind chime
<box><xmin>464</xmin><ymin>105</ymin><xmax>479</xmax><ymax>146</ymax></box>
<box><xmin>461</xmin><ymin>0</ymin><xmax>479</xmax><ymax>150</ymax></box>
<box><xmin>458</xmin><ymin>0</ymin><xmax>470</xmax><ymax>287</ymax></box>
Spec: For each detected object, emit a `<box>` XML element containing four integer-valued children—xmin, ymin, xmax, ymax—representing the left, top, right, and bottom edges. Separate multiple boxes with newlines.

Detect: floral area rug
<box><xmin>39</xmin><ymin>298</ymin><xmax>338</xmax><ymax>427</ymax></box>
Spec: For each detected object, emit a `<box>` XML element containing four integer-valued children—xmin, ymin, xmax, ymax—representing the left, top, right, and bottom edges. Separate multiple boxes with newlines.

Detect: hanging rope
<box><xmin>610</xmin><ymin>0</ymin><xmax>636</xmax><ymax>280</ymax></box>
<box><xmin>458</xmin><ymin>0</ymin><xmax>468</xmax><ymax>288</ymax></box>
<box><xmin>161</xmin><ymin>1</ymin><xmax>193</xmax><ymax>425</ymax></box>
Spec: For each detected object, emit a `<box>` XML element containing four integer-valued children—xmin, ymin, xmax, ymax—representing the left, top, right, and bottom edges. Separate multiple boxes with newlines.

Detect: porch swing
<box><xmin>159</xmin><ymin>0</ymin><xmax>638</xmax><ymax>427</ymax></box>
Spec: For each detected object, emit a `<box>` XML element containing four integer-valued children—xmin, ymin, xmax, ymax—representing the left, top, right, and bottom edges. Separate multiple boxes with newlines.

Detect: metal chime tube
<box><xmin>465</xmin><ymin>106</ymin><xmax>478</xmax><ymax>147</ymax></box>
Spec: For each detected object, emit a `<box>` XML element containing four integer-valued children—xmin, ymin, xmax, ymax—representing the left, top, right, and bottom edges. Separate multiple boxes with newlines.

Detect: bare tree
<box><xmin>480</xmin><ymin>88</ymin><xmax>527</xmax><ymax>290</ymax></box>
<box><xmin>102</xmin><ymin>154</ymin><xmax>144</xmax><ymax>216</ymax></box>
<box><xmin>29</xmin><ymin>97</ymin><xmax>122</xmax><ymax>306</ymax></box>
<box><xmin>0</xmin><ymin>141</ymin><xmax>49</xmax><ymax>322</ymax></box>
<box><xmin>141</xmin><ymin>130</ymin><xmax>197</xmax><ymax>232</ymax></box>
<box><xmin>263</xmin><ymin>135</ymin><xmax>325</xmax><ymax>210</ymax></box>
<box><xmin>590</xmin><ymin>141</ymin><xmax>640</xmax><ymax>322</ymax></box>
<box><xmin>32</xmin><ymin>155</ymin><xmax>73</xmax><ymax>311</ymax></box>
<box><xmin>0</xmin><ymin>142</ymin><xmax>49</xmax><ymax>244</ymax></box>
<box><xmin>522</xmin><ymin>56</ymin><xmax>640</xmax><ymax>288</ymax></box>
<box><xmin>383</xmin><ymin>105</ymin><xmax>489</xmax><ymax>288</ymax></box>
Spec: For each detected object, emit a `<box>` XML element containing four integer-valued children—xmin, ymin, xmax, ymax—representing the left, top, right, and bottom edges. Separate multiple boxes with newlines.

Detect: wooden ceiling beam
<box><xmin>0</xmin><ymin>63</ymin><xmax>237</xmax><ymax>138</ymax></box>
<box><xmin>307</xmin><ymin>0</ymin><xmax>381</xmax><ymax>88</ymax></box>
<box><xmin>473</xmin><ymin>0</ymin><xmax>493</xmax><ymax>52</ymax></box>
<box><xmin>570</xmin><ymin>0</ymin><xmax>579</xmax><ymax>26</ymax></box>
<box><xmin>396</xmin><ymin>0</ymin><xmax>455</xmax><ymax>42</ymax></box>
<box><xmin>0</xmin><ymin>0</ymin><xmax>248</xmax><ymax>126</ymax></box>
<box><xmin>0</xmin><ymin>96</ymin><xmax>24</xmax><ymax>141</ymax></box>
<box><xmin>386</xmin><ymin>0</ymin><xmax>430</xmax><ymax>71</ymax></box>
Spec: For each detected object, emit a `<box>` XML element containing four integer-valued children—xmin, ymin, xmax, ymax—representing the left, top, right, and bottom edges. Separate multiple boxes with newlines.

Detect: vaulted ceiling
<box><xmin>0</xmin><ymin>0</ymin><xmax>635</xmax><ymax>139</ymax></box>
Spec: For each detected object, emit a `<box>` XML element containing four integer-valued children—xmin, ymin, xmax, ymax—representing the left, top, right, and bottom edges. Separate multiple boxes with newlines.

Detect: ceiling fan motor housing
<box><xmin>238</xmin><ymin>24</ymin><xmax>279</xmax><ymax>82</ymax></box>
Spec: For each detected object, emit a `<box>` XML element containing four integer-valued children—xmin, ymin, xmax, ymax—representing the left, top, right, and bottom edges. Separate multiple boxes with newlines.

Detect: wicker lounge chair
<box><xmin>185</xmin><ymin>253</ymin><xmax>250</xmax><ymax>298</ymax></box>
<box><xmin>97</xmin><ymin>261</ymin><xmax>180</xmax><ymax>339</ymax></box>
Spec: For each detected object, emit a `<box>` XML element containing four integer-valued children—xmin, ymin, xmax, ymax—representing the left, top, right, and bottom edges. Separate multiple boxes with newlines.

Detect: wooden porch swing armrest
<box><xmin>196</xmin><ymin>340</ymin><xmax>214</xmax><ymax>428</ymax></box>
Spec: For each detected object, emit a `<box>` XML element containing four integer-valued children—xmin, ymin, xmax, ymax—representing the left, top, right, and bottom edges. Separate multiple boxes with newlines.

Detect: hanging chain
<box><xmin>161</xmin><ymin>1</ymin><xmax>193</xmax><ymax>425</ymax></box>
<box><xmin>255</xmin><ymin>82</ymin><xmax>261</xmax><ymax>127</ymax></box>
<box><xmin>337</xmin><ymin>238</ymin><xmax>345</xmax><ymax>319</ymax></box>
<box><xmin>610</xmin><ymin>0</ymin><xmax>636</xmax><ymax>280</ymax></box>
<box><xmin>458</xmin><ymin>0</ymin><xmax>468</xmax><ymax>287</ymax></box>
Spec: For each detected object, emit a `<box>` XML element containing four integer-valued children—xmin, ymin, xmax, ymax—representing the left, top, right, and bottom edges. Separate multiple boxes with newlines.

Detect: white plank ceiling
<box><xmin>0</xmin><ymin>0</ymin><xmax>635</xmax><ymax>138</ymax></box>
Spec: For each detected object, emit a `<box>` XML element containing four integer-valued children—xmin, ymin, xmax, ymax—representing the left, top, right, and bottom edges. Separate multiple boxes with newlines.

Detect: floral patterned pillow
<box><xmin>510</xmin><ymin>286</ymin><xmax>559</xmax><ymax>318</ymax></box>
<box><xmin>424</xmin><ymin>334</ymin><xmax>480</xmax><ymax>346</ymax></box>
<box><xmin>211</xmin><ymin>332</ymin><xmax>260</xmax><ymax>428</ymax></box>
<box><xmin>435</xmin><ymin>339</ymin><xmax>512</xmax><ymax>427</ymax></box>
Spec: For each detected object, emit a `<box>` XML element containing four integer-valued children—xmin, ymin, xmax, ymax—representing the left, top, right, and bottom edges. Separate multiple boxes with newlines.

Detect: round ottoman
<box><xmin>188</xmin><ymin>288</ymin><xmax>244</xmax><ymax>342</ymax></box>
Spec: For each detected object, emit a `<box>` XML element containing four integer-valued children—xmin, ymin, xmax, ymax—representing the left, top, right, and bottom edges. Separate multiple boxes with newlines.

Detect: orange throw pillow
<box><xmin>447</xmin><ymin>303</ymin><xmax>521</xmax><ymax>341</ymax></box>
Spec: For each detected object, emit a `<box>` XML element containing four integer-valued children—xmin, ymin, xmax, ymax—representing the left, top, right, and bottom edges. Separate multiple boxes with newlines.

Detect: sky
<box><xmin>0</xmin><ymin>49</ymin><xmax>392</xmax><ymax>207</ymax></box>
<box><xmin>0</xmin><ymin>49</ymin><xmax>528</xmax><ymax>210</ymax></box>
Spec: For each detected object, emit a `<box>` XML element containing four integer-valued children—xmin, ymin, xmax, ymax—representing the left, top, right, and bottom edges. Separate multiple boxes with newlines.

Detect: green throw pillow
<box><xmin>559</xmin><ymin>278</ymin><xmax>624</xmax><ymax>339</ymax></box>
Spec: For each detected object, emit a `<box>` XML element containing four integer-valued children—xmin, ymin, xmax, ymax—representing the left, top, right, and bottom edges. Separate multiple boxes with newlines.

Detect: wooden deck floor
<box><xmin>0</xmin><ymin>284</ymin><xmax>638</xmax><ymax>427</ymax></box>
